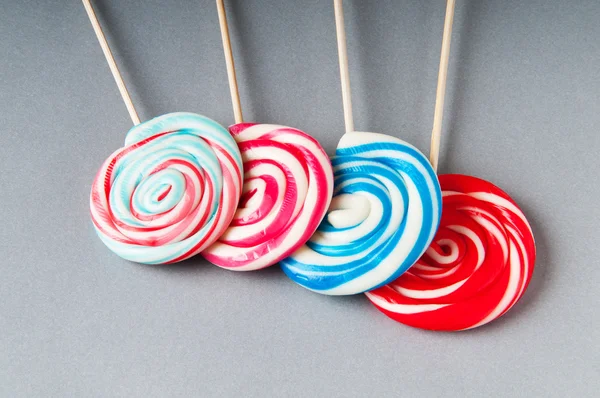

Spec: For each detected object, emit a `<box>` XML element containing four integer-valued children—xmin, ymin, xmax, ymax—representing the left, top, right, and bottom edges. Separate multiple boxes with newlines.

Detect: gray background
<box><xmin>1</xmin><ymin>0</ymin><xmax>599</xmax><ymax>396</ymax></box>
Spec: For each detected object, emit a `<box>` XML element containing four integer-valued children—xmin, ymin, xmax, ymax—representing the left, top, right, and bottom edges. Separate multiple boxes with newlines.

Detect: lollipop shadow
<box><xmin>443</xmin><ymin>0</ymin><xmax>484</xmax><ymax>172</ymax></box>
<box><xmin>146</xmin><ymin>257</ymin><xmax>288</xmax><ymax>282</ymax></box>
<box><xmin>350</xmin><ymin>1</ymin><xmax>438</xmax><ymax>143</ymax></box>
<box><xmin>91</xmin><ymin>1</ymin><xmax>155</xmax><ymax>118</ymax></box>
<box><xmin>333</xmin><ymin>292</ymin><xmax>375</xmax><ymax>313</ymax></box>
<box><xmin>234</xmin><ymin>263</ymin><xmax>286</xmax><ymax>282</ymax></box>
<box><xmin>136</xmin><ymin>255</ymin><xmax>210</xmax><ymax>275</ymax></box>
<box><xmin>226</xmin><ymin>0</ymin><xmax>269</xmax><ymax>122</ymax></box>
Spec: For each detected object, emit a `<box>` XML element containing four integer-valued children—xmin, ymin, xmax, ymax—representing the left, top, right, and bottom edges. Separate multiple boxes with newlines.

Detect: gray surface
<box><xmin>1</xmin><ymin>0</ymin><xmax>599</xmax><ymax>396</ymax></box>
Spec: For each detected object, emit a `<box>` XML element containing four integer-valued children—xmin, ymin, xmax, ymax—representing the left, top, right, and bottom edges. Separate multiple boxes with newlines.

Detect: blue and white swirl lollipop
<box><xmin>279</xmin><ymin>0</ymin><xmax>442</xmax><ymax>295</ymax></box>
<box><xmin>280</xmin><ymin>131</ymin><xmax>442</xmax><ymax>295</ymax></box>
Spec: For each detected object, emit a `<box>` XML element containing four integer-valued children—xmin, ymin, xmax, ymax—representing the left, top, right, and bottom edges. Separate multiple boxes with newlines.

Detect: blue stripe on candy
<box><xmin>132</xmin><ymin>170</ymin><xmax>185</xmax><ymax>217</ymax></box>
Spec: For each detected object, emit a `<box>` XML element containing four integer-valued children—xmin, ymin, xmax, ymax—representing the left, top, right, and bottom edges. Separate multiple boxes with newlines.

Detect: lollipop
<box><xmin>279</xmin><ymin>0</ymin><xmax>441</xmax><ymax>295</ymax></box>
<box><xmin>90</xmin><ymin>113</ymin><xmax>243</xmax><ymax>264</ymax></box>
<box><xmin>366</xmin><ymin>0</ymin><xmax>536</xmax><ymax>330</ymax></box>
<box><xmin>202</xmin><ymin>1</ymin><xmax>334</xmax><ymax>271</ymax></box>
<box><xmin>203</xmin><ymin>123</ymin><xmax>333</xmax><ymax>270</ymax></box>
<box><xmin>84</xmin><ymin>0</ymin><xmax>242</xmax><ymax>264</ymax></box>
<box><xmin>366</xmin><ymin>174</ymin><xmax>535</xmax><ymax>330</ymax></box>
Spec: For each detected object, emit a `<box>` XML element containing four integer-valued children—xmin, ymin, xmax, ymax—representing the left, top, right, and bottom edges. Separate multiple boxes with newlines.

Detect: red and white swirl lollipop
<box><xmin>366</xmin><ymin>174</ymin><xmax>535</xmax><ymax>330</ymax></box>
<box><xmin>366</xmin><ymin>0</ymin><xmax>536</xmax><ymax>330</ymax></box>
<box><xmin>203</xmin><ymin>2</ymin><xmax>334</xmax><ymax>270</ymax></box>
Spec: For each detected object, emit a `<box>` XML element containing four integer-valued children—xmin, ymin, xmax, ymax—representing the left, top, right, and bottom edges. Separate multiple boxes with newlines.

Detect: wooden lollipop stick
<box><xmin>82</xmin><ymin>0</ymin><xmax>140</xmax><ymax>125</ymax></box>
<box><xmin>216</xmin><ymin>0</ymin><xmax>243</xmax><ymax>124</ymax></box>
<box><xmin>334</xmin><ymin>0</ymin><xmax>354</xmax><ymax>134</ymax></box>
<box><xmin>430</xmin><ymin>0</ymin><xmax>456</xmax><ymax>172</ymax></box>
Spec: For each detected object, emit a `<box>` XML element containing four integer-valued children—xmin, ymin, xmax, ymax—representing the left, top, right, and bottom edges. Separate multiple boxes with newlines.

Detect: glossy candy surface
<box><xmin>280</xmin><ymin>131</ymin><xmax>442</xmax><ymax>295</ymax></box>
<box><xmin>203</xmin><ymin>123</ymin><xmax>333</xmax><ymax>271</ymax></box>
<box><xmin>90</xmin><ymin>112</ymin><xmax>243</xmax><ymax>264</ymax></box>
<box><xmin>366</xmin><ymin>174</ymin><xmax>536</xmax><ymax>330</ymax></box>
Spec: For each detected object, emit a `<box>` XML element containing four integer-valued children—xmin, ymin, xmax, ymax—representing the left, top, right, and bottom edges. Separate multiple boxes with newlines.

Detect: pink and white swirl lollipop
<box><xmin>203</xmin><ymin>123</ymin><xmax>333</xmax><ymax>270</ymax></box>
<box><xmin>204</xmin><ymin>3</ymin><xmax>334</xmax><ymax>270</ymax></box>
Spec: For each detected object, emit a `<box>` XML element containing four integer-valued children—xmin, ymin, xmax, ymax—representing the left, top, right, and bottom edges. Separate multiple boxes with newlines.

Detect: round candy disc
<box><xmin>280</xmin><ymin>131</ymin><xmax>442</xmax><ymax>295</ymax></box>
<box><xmin>203</xmin><ymin>123</ymin><xmax>334</xmax><ymax>271</ymax></box>
<box><xmin>90</xmin><ymin>112</ymin><xmax>243</xmax><ymax>264</ymax></box>
<box><xmin>366</xmin><ymin>174</ymin><xmax>536</xmax><ymax>330</ymax></box>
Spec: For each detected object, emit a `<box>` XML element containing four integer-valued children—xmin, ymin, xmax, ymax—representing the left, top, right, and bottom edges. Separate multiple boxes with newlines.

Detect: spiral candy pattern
<box><xmin>280</xmin><ymin>131</ymin><xmax>442</xmax><ymax>295</ymax></box>
<box><xmin>203</xmin><ymin>123</ymin><xmax>333</xmax><ymax>271</ymax></box>
<box><xmin>90</xmin><ymin>112</ymin><xmax>243</xmax><ymax>264</ymax></box>
<box><xmin>366</xmin><ymin>174</ymin><xmax>536</xmax><ymax>330</ymax></box>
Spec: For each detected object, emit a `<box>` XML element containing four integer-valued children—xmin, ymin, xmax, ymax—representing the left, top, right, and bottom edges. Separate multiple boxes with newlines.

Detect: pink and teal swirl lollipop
<box><xmin>83</xmin><ymin>0</ymin><xmax>242</xmax><ymax>264</ymax></box>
